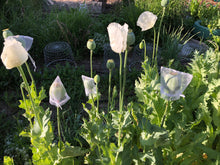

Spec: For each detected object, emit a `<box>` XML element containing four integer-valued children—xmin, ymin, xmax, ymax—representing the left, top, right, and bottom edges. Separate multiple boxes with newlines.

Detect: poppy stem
<box><xmin>155</xmin><ymin>7</ymin><xmax>166</xmax><ymax>67</ymax></box>
<box><xmin>25</xmin><ymin>62</ymin><xmax>37</xmax><ymax>93</ymax></box>
<box><xmin>17</xmin><ymin>66</ymin><xmax>42</xmax><ymax>129</ymax></box>
<box><xmin>90</xmin><ymin>50</ymin><xmax>93</xmax><ymax>78</ymax></box>
<box><xmin>57</xmin><ymin>107</ymin><xmax>62</xmax><ymax>153</ymax></box>
<box><xmin>160</xmin><ymin>101</ymin><xmax>169</xmax><ymax>127</ymax></box>
<box><xmin>108</xmin><ymin>69</ymin><xmax>112</xmax><ymax>112</ymax></box>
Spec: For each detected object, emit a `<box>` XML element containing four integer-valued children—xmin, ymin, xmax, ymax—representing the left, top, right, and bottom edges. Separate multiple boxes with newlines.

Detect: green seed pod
<box><xmin>164</xmin><ymin>73</ymin><xmax>180</xmax><ymax>93</ymax></box>
<box><xmin>161</xmin><ymin>0</ymin><xmax>169</xmax><ymax>7</ymax></box>
<box><xmin>94</xmin><ymin>74</ymin><xmax>100</xmax><ymax>84</ymax></box>
<box><xmin>139</xmin><ymin>40</ymin><xmax>144</xmax><ymax>49</ymax></box>
<box><xmin>87</xmin><ymin>39</ymin><xmax>96</xmax><ymax>50</ymax></box>
<box><xmin>127</xmin><ymin>29</ymin><xmax>135</xmax><ymax>46</ymax></box>
<box><xmin>2</xmin><ymin>28</ymin><xmax>14</xmax><ymax>39</ymax></box>
<box><xmin>106</xmin><ymin>59</ymin><xmax>115</xmax><ymax>70</ymax></box>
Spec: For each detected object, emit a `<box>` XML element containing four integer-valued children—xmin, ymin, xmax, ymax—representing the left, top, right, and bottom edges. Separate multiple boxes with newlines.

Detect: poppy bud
<box><xmin>139</xmin><ymin>40</ymin><xmax>144</xmax><ymax>49</ymax></box>
<box><xmin>94</xmin><ymin>74</ymin><xmax>100</xmax><ymax>84</ymax></box>
<box><xmin>49</xmin><ymin>76</ymin><xmax>70</xmax><ymax>108</ymax></box>
<box><xmin>82</xmin><ymin>75</ymin><xmax>97</xmax><ymax>96</ymax></box>
<box><xmin>161</xmin><ymin>0</ymin><xmax>169</xmax><ymax>7</ymax></box>
<box><xmin>106</xmin><ymin>59</ymin><xmax>115</xmax><ymax>70</ymax></box>
<box><xmin>127</xmin><ymin>29</ymin><xmax>135</xmax><ymax>46</ymax></box>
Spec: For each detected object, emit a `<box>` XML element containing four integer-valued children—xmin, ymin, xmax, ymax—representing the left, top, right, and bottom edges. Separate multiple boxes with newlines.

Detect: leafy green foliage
<box><xmin>134</xmin><ymin>48</ymin><xmax>220</xmax><ymax>164</ymax></box>
<box><xmin>3</xmin><ymin>156</ymin><xmax>14</xmax><ymax>165</ymax></box>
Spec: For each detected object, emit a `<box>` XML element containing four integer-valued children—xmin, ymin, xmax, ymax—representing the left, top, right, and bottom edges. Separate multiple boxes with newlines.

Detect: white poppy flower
<box><xmin>5</xmin><ymin>35</ymin><xmax>36</xmax><ymax>71</ymax></box>
<box><xmin>9</xmin><ymin>35</ymin><xmax>33</xmax><ymax>51</ymax></box>
<box><xmin>160</xmin><ymin>67</ymin><xmax>193</xmax><ymax>101</ymax></box>
<box><xmin>107</xmin><ymin>22</ymin><xmax>129</xmax><ymax>53</ymax></box>
<box><xmin>49</xmin><ymin>76</ymin><xmax>70</xmax><ymax>108</ymax></box>
<box><xmin>137</xmin><ymin>11</ymin><xmax>157</xmax><ymax>31</ymax></box>
<box><xmin>82</xmin><ymin>75</ymin><xmax>97</xmax><ymax>97</ymax></box>
<box><xmin>1</xmin><ymin>38</ymin><xmax>28</xmax><ymax>69</ymax></box>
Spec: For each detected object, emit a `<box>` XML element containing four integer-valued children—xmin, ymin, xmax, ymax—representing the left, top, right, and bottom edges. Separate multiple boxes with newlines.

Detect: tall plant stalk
<box><xmin>96</xmin><ymin>82</ymin><xmax>99</xmax><ymax>113</ymax></box>
<box><xmin>90</xmin><ymin>50</ymin><xmax>93</xmax><ymax>78</ymax></box>
<box><xmin>118</xmin><ymin>49</ymin><xmax>128</xmax><ymax>147</ymax></box>
<box><xmin>57</xmin><ymin>107</ymin><xmax>62</xmax><ymax>153</ymax></box>
<box><xmin>119</xmin><ymin>53</ymin><xmax>123</xmax><ymax>111</ymax></box>
<box><xmin>25</xmin><ymin>62</ymin><xmax>37</xmax><ymax>92</ymax></box>
<box><xmin>108</xmin><ymin>69</ymin><xmax>112</xmax><ymax>112</ymax></box>
<box><xmin>17</xmin><ymin>65</ymin><xmax>42</xmax><ymax>129</ymax></box>
<box><xmin>155</xmin><ymin>7</ymin><xmax>166</xmax><ymax>66</ymax></box>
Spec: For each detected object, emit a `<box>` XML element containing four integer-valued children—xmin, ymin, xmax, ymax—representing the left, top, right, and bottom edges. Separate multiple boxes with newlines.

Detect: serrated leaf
<box><xmin>61</xmin><ymin>145</ymin><xmax>88</xmax><ymax>158</ymax></box>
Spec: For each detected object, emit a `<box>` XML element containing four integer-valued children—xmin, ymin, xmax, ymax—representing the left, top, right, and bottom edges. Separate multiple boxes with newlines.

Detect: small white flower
<box><xmin>1</xmin><ymin>38</ymin><xmax>28</xmax><ymax>69</ymax></box>
<box><xmin>82</xmin><ymin>75</ymin><xmax>97</xmax><ymax>96</ymax></box>
<box><xmin>49</xmin><ymin>76</ymin><xmax>70</xmax><ymax>108</ymax></box>
<box><xmin>107</xmin><ymin>22</ymin><xmax>128</xmax><ymax>53</ymax></box>
<box><xmin>160</xmin><ymin>67</ymin><xmax>193</xmax><ymax>101</ymax></box>
<box><xmin>137</xmin><ymin>11</ymin><xmax>157</xmax><ymax>31</ymax></box>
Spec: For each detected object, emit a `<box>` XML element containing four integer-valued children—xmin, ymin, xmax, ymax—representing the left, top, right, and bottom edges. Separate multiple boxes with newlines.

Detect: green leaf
<box><xmin>19</xmin><ymin>130</ymin><xmax>31</xmax><ymax>137</ymax></box>
<box><xmin>4</xmin><ymin>156</ymin><xmax>14</xmax><ymax>165</ymax></box>
<box><xmin>61</xmin><ymin>144</ymin><xmax>88</xmax><ymax>158</ymax></box>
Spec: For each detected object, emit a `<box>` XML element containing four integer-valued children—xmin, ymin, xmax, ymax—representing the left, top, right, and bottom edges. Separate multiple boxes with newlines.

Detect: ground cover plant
<box><xmin>1</xmin><ymin>0</ymin><xmax>220</xmax><ymax>164</ymax></box>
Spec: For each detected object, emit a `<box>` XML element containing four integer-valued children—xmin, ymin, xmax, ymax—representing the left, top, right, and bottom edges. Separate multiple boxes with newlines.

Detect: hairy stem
<box><xmin>25</xmin><ymin>62</ymin><xmax>37</xmax><ymax>93</ymax></box>
<box><xmin>17</xmin><ymin>66</ymin><xmax>42</xmax><ymax>129</ymax></box>
<box><xmin>57</xmin><ymin>107</ymin><xmax>62</xmax><ymax>153</ymax></box>
<box><xmin>108</xmin><ymin>69</ymin><xmax>112</xmax><ymax>112</ymax></box>
<box><xmin>90</xmin><ymin>50</ymin><xmax>93</xmax><ymax>78</ymax></box>
<box><xmin>155</xmin><ymin>7</ymin><xmax>165</xmax><ymax>67</ymax></box>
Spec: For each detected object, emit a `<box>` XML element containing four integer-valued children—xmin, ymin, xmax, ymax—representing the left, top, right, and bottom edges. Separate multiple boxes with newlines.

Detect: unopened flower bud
<box><xmin>87</xmin><ymin>39</ymin><xmax>96</xmax><ymax>50</ymax></box>
<box><xmin>161</xmin><ymin>0</ymin><xmax>169</xmax><ymax>7</ymax></box>
<box><xmin>2</xmin><ymin>28</ymin><xmax>13</xmax><ymax>39</ymax></box>
<box><xmin>139</xmin><ymin>40</ymin><xmax>144</xmax><ymax>49</ymax></box>
<box><xmin>82</xmin><ymin>75</ymin><xmax>97</xmax><ymax>96</ymax></box>
<box><xmin>112</xmin><ymin>86</ymin><xmax>117</xmax><ymax>98</ymax></box>
<box><xmin>127</xmin><ymin>29</ymin><xmax>135</xmax><ymax>46</ymax></box>
<box><xmin>106</xmin><ymin>59</ymin><xmax>115</xmax><ymax>70</ymax></box>
<box><xmin>94</xmin><ymin>74</ymin><xmax>100</xmax><ymax>84</ymax></box>
<box><xmin>164</xmin><ymin>73</ymin><xmax>180</xmax><ymax>93</ymax></box>
<box><xmin>49</xmin><ymin>76</ymin><xmax>70</xmax><ymax>108</ymax></box>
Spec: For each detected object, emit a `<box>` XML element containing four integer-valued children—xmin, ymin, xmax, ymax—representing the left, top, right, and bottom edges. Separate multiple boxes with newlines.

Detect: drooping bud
<box><xmin>49</xmin><ymin>76</ymin><xmax>70</xmax><ymax>108</ymax></box>
<box><xmin>139</xmin><ymin>40</ymin><xmax>144</xmax><ymax>49</ymax></box>
<box><xmin>127</xmin><ymin>29</ymin><xmax>135</xmax><ymax>46</ymax></box>
<box><xmin>161</xmin><ymin>0</ymin><xmax>169</xmax><ymax>7</ymax></box>
<box><xmin>2</xmin><ymin>28</ymin><xmax>14</xmax><ymax>39</ymax></box>
<box><xmin>94</xmin><ymin>74</ymin><xmax>100</xmax><ymax>84</ymax></box>
<box><xmin>87</xmin><ymin>39</ymin><xmax>96</xmax><ymax>50</ymax></box>
<box><xmin>106</xmin><ymin>59</ymin><xmax>115</xmax><ymax>70</ymax></box>
<box><xmin>112</xmin><ymin>86</ymin><xmax>117</xmax><ymax>98</ymax></box>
